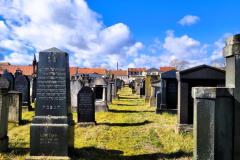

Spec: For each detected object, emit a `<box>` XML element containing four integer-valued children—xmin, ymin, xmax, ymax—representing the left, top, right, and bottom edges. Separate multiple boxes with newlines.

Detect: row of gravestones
<box><xmin>138</xmin><ymin>61</ymin><xmax>225</xmax><ymax>133</ymax></box>
<box><xmin>70</xmin><ymin>76</ymin><xmax>123</xmax><ymax>112</ymax></box>
<box><xmin>3</xmin><ymin>70</ymin><xmax>32</xmax><ymax>110</ymax></box>
<box><xmin>136</xmin><ymin>34</ymin><xmax>240</xmax><ymax>159</ymax></box>
<box><xmin>0</xmin><ymin>47</ymin><xmax>124</xmax><ymax>159</ymax></box>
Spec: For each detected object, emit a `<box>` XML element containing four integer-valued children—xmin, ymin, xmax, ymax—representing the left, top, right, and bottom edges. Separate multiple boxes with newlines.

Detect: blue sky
<box><xmin>0</xmin><ymin>0</ymin><xmax>239</xmax><ymax>69</ymax></box>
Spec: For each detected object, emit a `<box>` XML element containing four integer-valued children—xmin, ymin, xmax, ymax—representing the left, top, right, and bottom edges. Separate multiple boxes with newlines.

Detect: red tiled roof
<box><xmin>128</xmin><ymin>68</ymin><xmax>146</xmax><ymax>72</ymax></box>
<box><xmin>0</xmin><ymin>65</ymin><xmax>33</xmax><ymax>75</ymax></box>
<box><xmin>0</xmin><ymin>63</ymin><xmax>107</xmax><ymax>77</ymax></box>
<box><xmin>70</xmin><ymin>67</ymin><xmax>107</xmax><ymax>76</ymax></box>
<box><xmin>109</xmin><ymin>70</ymin><xmax>128</xmax><ymax>76</ymax></box>
<box><xmin>159</xmin><ymin>67</ymin><xmax>176</xmax><ymax>72</ymax></box>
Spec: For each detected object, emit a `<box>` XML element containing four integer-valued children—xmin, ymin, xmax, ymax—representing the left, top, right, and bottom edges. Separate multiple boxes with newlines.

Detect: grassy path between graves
<box><xmin>0</xmin><ymin>87</ymin><xmax>193</xmax><ymax>160</ymax></box>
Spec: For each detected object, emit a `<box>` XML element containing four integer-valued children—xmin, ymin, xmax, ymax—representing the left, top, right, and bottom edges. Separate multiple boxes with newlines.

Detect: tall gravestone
<box><xmin>0</xmin><ymin>77</ymin><xmax>10</xmax><ymax>152</ymax></box>
<box><xmin>145</xmin><ymin>76</ymin><xmax>151</xmax><ymax>103</ymax></box>
<box><xmin>14</xmin><ymin>75</ymin><xmax>31</xmax><ymax>110</ymax></box>
<box><xmin>71</xmin><ymin>80</ymin><xmax>82</xmax><ymax>112</ymax></box>
<box><xmin>78</xmin><ymin>86</ymin><xmax>96</xmax><ymax>126</ymax></box>
<box><xmin>3</xmin><ymin>70</ymin><xmax>14</xmax><ymax>90</ymax></box>
<box><xmin>107</xmin><ymin>80</ymin><xmax>113</xmax><ymax>104</ymax></box>
<box><xmin>8</xmin><ymin>91</ymin><xmax>22</xmax><ymax>125</ymax></box>
<box><xmin>192</xmin><ymin>34</ymin><xmax>240</xmax><ymax>159</ymax></box>
<box><xmin>28</xmin><ymin>47</ymin><xmax>74</xmax><ymax>159</ymax></box>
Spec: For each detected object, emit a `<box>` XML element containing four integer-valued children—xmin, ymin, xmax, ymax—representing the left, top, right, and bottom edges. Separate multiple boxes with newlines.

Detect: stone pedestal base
<box><xmin>156</xmin><ymin>109</ymin><xmax>177</xmax><ymax>114</ymax></box>
<box><xmin>145</xmin><ymin>97</ymin><xmax>150</xmax><ymax>104</ymax></box>
<box><xmin>0</xmin><ymin>136</ymin><xmax>8</xmax><ymax>152</ymax></box>
<box><xmin>140</xmin><ymin>95</ymin><xmax>145</xmax><ymax>98</ymax></box>
<box><xmin>71</xmin><ymin>106</ymin><xmax>77</xmax><ymax>112</ymax></box>
<box><xmin>78</xmin><ymin>122</ymin><xmax>96</xmax><ymax>127</ymax></box>
<box><xmin>95</xmin><ymin>101</ymin><xmax>108</xmax><ymax>112</ymax></box>
<box><xmin>26</xmin><ymin>156</ymin><xmax>70</xmax><ymax>160</ymax></box>
<box><xmin>176</xmin><ymin>124</ymin><xmax>193</xmax><ymax>133</ymax></box>
<box><xmin>149</xmin><ymin>96</ymin><xmax>156</xmax><ymax>107</ymax></box>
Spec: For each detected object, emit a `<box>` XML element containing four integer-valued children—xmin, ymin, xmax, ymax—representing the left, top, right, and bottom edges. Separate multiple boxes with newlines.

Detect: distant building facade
<box><xmin>108</xmin><ymin>70</ymin><xmax>129</xmax><ymax>83</ymax></box>
<box><xmin>128</xmin><ymin>68</ymin><xmax>146</xmax><ymax>81</ymax></box>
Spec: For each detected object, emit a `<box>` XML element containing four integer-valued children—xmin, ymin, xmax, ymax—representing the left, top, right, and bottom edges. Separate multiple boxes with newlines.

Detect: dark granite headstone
<box><xmin>0</xmin><ymin>77</ymin><xmax>10</xmax><ymax>152</ymax></box>
<box><xmin>14</xmin><ymin>75</ymin><xmax>31</xmax><ymax>110</ymax></box>
<box><xmin>177</xmin><ymin>65</ymin><xmax>225</xmax><ymax>132</ymax></box>
<box><xmin>14</xmin><ymin>69</ymin><xmax>23</xmax><ymax>78</ymax></box>
<box><xmin>28</xmin><ymin>47</ymin><xmax>74</xmax><ymax>159</ymax></box>
<box><xmin>3</xmin><ymin>70</ymin><xmax>14</xmax><ymax>90</ymax></box>
<box><xmin>77</xmin><ymin>86</ymin><xmax>95</xmax><ymax>125</ymax></box>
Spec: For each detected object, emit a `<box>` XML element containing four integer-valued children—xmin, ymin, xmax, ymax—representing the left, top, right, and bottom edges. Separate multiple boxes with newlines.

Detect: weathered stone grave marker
<box><xmin>192</xmin><ymin>34</ymin><xmax>240</xmax><ymax>160</ymax></box>
<box><xmin>71</xmin><ymin>80</ymin><xmax>82</xmax><ymax>112</ymax></box>
<box><xmin>0</xmin><ymin>77</ymin><xmax>10</xmax><ymax>152</ymax></box>
<box><xmin>177</xmin><ymin>65</ymin><xmax>225</xmax><ymax>132</ymax></box>
<box><xmin>8</xmin><ymin>91</ymin><xmax>22</xmax><ymax>125</ymax></box>
<box><xmin>3</xmin><ymin>70</ymin><xmax>14</xmax><ymax>90</ymax></box>
<box><xmin>14</xmin><ymin>74</ymin><xmax>31</xmax><ymax>111</ymax></box>
<box><xmin>156</xmin><ymin>70</ymin><xmax>178</xmax><ymax>114</ymax></box>
<box><xmin>28</xmin><ymin>47</ymin><xmax>74</xmax><ymax>159</ymax></box>
<box><xmin>78</xmin><ymin>86</ymin><xmax>96</xmax><ymax>126</ymax></box>
<box><xmin>92</xmin><ymin>77</ymin><xmax>108</xmax><ymax>112</ymax></box>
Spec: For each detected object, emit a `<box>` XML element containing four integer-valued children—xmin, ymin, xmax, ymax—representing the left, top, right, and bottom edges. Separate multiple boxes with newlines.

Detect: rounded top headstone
<box><xmin>92</xmin><ymin>77</ymin><xmax>107</xmax><ymax>87</ymax></box>
<box><xmin>0</xmin><ymin>77</ymin><xmax>10</xmax><ymax>89</ymax></box>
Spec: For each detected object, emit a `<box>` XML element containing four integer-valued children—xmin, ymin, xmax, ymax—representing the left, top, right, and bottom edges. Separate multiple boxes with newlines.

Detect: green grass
<box><xmin>0</xmin><ymin>87</ymin><xmax>193</xmax><ymax>160</ymax></box>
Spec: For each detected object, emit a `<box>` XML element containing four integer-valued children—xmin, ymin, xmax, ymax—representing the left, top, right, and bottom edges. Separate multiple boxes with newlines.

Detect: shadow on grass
<box><xmin>108</xmin><ymin>109</ymin><xmax>154</xmax><ymax>113</ymax></box>
<box><xmin>97</xmin><ymin>120</ymin><xmax>152</xmax><ymax>127</ymax></box>
<box><xmin>71</xmin><ymin>147</ymin><xmax>192</xmax><ymax>160</ymax></box>
<box><xmin>5</xmin><ymin>147</ymin><xmax>30</xmax><ymax>156</ymax></box>
<box><xmin>115</xmin><ymin>103</ymin><xmax>139</xmax><ymax>106</ymax></box>
<box><xmin>119</xmin><ymin>96</ymin><xmax>139</xmax><ymax>100</ymax></box>
<box><xmin>20</xmin><ymin>119</ymin><xmax>32</xmax><ymax>125</ymax></box>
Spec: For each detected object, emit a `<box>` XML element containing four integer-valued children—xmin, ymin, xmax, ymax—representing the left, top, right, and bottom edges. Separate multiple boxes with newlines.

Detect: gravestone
<box><xmin>107</xmin><ymin>80</ymin><xmax>113</xmax><ymax>104</ymax></box>
<box><xmin>192</xmin><ymin>34</ymin><xmax>240</xmax><ymax>159</ymax></box>
<box><xmin>0</xmin><ymin>77</ymin><xmax>10</xmax><ymax>152</ymax></box>
<box><xmin>78</xmin><ymin>86</ymin><xmax>96</xmax><ymax>126</ymax></box>
<box><xmin>92</xmin><ymin>77</ymin><xmax>108</xmax><ymax>112</ymax></box>
<box><xmin>145</xmin><ymin>76</ymin><xmax>151</xmax><ymax>103</ymax></box>
<box><xmin>156</xmin><ymin>70</ymin><xmax>178</xmax><ymax>114</ymax></box>
<box><xmin>14</xmin><ymin>75</ymin><xmax>31</xmax><ymax>110</ymax></box>
<box><xmin>193</xmin><ymin>87</ymin><xmax>234</xmax><ymax>160</ymax></box>
<box><xmin>3</xmin><ymin>70</ymin><xmax>14</xmax><ymax>90</ymax></box>
<box><xmin>140</xmin><ymin>80</ymin><xmax>145</xmax><ymax>98</ymax></box>
<box><xmin>71</xmin><ymin>80</ymin><xmax>82</xmax><ymax>112</ymax></box>
<box><xmin>112</xmin><ymin>79</ymin><xmax>117</xmax><ymax>99</ymax></box>
<box><xmin>156</xmin><ymin>91</ymin><xmax>161</xmax><ymax>109</ymax></box>
<box><xmin>149</xmin><ymin>80</ymin><xmax>160</xmax><ymax>107</ymax></box>
<box><xmin>28</xmin><ymin>47</ymin><xmax>74</xmax><ymax>159</ymax></box>
<box><xmin>14</xmin><ymin>69</ymin><xmax>23</xmax><ymax>78</ymax></box>
<box><xmin>177</xmin><ymin>65</ymin><xmax>225</xmax><ymax>132</ymax></box>
<box><xmin>8</xmin><ymin>91</ymin><xmax>22</xmax><ymax>125</ymax></box>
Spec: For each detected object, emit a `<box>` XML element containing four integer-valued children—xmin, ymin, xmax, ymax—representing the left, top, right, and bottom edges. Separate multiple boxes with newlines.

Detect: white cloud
<box><xmin>0</xmin><ymin>0</ymin><xmax>143</xmax><ymax>68</ymax></box>
<box><xmin>3</xmin><ymin>52</ymin><xmax>33</xmax><ymax>65</ymax></box>
<box><xmin>163</xmin><ymin>30</ymin><xmax>207</xmax><ymax>62</ymax></box>
<box><xmin>125</xmin><ymin>42</ymin><xmax>144</xmax><ymax>57</ymax></box>
<box><xmin>178</xmin><ymin>15</ymin><xmax>200</xmax><ymax>26</ymax></box>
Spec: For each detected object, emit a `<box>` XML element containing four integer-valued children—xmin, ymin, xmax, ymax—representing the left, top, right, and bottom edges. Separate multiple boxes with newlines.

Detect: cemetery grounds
<box><xmin>0</xmin><ymin>87</ymin><xmax>193</xmax><ymax>160</ymax></box>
